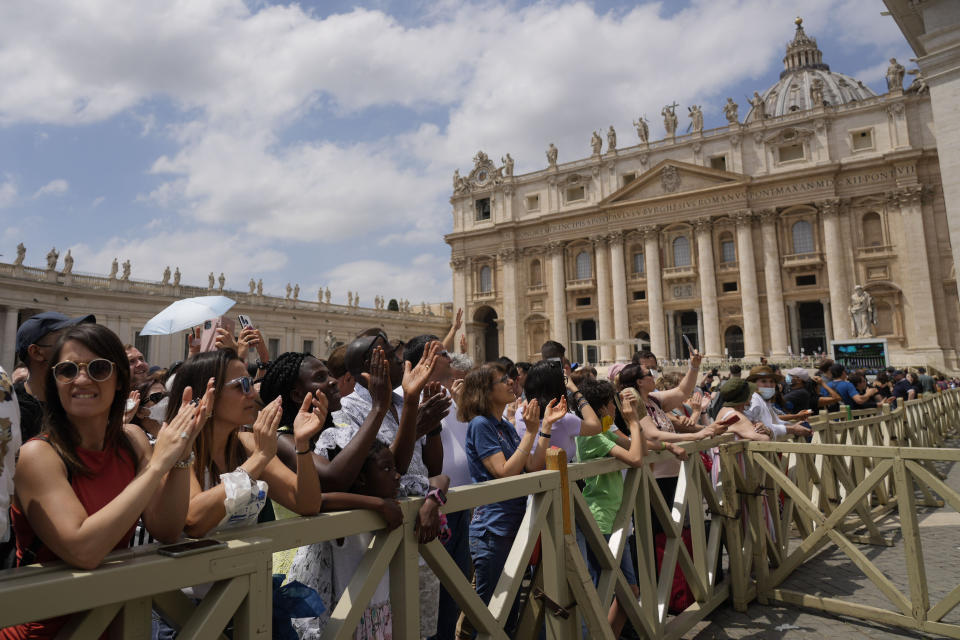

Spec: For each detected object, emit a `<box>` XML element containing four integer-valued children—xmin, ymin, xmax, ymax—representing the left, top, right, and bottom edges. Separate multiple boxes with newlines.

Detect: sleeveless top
<box><xmin>2</xmin><ymin>438</ymin><xmax>137</xmax><ymax>640</ymax></box>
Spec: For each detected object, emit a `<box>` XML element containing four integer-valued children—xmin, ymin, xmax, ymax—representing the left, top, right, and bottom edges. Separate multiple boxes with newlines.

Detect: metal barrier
<box><xmin>0</xmin><ymin>389</ymin><xmax>957</xmax><ymax>638</ymax></box>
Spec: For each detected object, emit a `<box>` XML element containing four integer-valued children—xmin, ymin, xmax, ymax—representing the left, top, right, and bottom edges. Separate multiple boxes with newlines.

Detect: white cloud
<box><xmin>91</xmin><ymin>195</ymin><xmax>105</xmax><ymax>207</ymax></box>
<box><xmin>319</xmin><ymin>253</ymin><xmax>452</xmax><ymax>305</ymax></box>
<box><xmin>33</xmin><ymin>179</ymin><xmax>69</xmax><ymax>198</ymax></box>
<box><xmin>0</xmin><ymin>176</ymin><xmax>16</xmax><ymax>208</ymax></box>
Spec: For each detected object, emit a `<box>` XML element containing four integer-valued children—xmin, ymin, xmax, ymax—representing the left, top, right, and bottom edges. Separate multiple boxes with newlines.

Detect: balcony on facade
<box><xmin>527</xmin><ymin>283</ymin><xmax>548</xmax><ymax>295</ymax></box>
<box><xmin>782</xmin><ymin>251</ymin><xmax>824</xmax><ymax>270</ymax></box>
<box><xmin>856</xmin><ymin>244</ymin><xmax>896</xmax><ymax>260</ymax></box>
<box><xmin>716</xmin><ymin>261</ymin><xmax>739</xmax><ymax>275</ymax></box>
<box><xmin>565</xmin><ymin>278</ymin><xmax>596</xmax><ymax>291</ymax></box>
<box><xmin>662</xmin><ymin>265</ymin><xmax>697</xmax><ymax>281</ymax></box>
<box><xmin>472</xmin><ymin>290</ymin><xmax>496</xmax><ymax>302</ymax></box>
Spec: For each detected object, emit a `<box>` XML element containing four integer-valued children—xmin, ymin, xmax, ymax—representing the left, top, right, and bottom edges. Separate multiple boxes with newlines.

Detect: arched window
<box><xmin>529</xmin><ymin>259</ymin><xmax>542</xmax><ymax>286</ymax></box>
<box><xmin>672</xmin><ymin>236</ymin><xmax>691</xmax><ymax>267</ymax></box>
<box><xmin>792</xmin><ymin>220</ymin><xmax>814</xmax><ymax>254</ymax></box>
<box><xmin>479</xmin><ymin>265</ymin><xmax>492</xmax><ymax>293</ymax></box>
<box><xmin>719</xmin><ymin>232</ymin><xmax>736</xmax><ymax>263</ymax></box>
<box><xmin>632</xmin><ymin>251</ymin><xmax>644</xmax><ymax>275</ymax></box>
<box><xmin>575</xmin><ymin>251</ymin><xmax>592</xmax><ymax>279</ymax></box>
<box><xmin>862</xmin><ymin>212</ymin><xmax>883</xmax><ymax>247</ymax></box>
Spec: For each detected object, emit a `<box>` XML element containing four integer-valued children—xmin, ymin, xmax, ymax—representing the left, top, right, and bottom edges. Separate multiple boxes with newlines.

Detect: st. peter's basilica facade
<box><xmin>446</xmin><ymin>19</ymin><xmax>958</xmax><ymax>370</ymax></box>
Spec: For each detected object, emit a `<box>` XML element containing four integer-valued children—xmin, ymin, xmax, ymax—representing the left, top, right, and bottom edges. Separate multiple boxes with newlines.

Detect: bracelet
<box><xmin>296</xmin><ymin>447</ymin><xmax>312</xmax><ymax>455</ymax></box>
<box><xmin>173</xmin><ymin>451</ymin><xmax>195</xmax><ymax>469</ymax></box>
<box><xmin>538</xmin><ymin>431</ymin><xmax>552</xmax><ymax>439</ymax></box>
<box><xmin>660</xmin><ymin>441</ymin><xmax>667</xmax><ymax>451</ymax></box>
<box><xmin>517</xmin><ymin>446</ymin><xmax>530</xmax><ymax>456</ymax></box>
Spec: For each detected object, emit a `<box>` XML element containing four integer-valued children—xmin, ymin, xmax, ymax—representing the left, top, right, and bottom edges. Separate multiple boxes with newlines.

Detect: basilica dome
<box><xmin>745</xmin><ymin>18</ymin><xmax>877</xmax><ymax>121</ymax></box>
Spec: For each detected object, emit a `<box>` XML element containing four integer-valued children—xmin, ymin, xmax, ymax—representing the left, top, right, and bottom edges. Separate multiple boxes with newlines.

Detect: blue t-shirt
<box><xmin>828</xmin><ymin>379</ymin><xmax>858</xmax><ymax>407</ymax></box>
<box><xmin>465</xmin><ymin>414</ymin><xmax>527</xmax><ymax>537</ymax></box>
<box><xmin>893</xmin><ymin>378</ymin><xmax>913</xmax><ymax>401</ymax></box>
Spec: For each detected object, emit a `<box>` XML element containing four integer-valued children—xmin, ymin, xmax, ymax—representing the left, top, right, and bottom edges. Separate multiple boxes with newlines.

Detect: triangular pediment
<box><xmin>602</xmin><ymin>159</ymin><xmax>748</xmax><ymax>205</ymax></box>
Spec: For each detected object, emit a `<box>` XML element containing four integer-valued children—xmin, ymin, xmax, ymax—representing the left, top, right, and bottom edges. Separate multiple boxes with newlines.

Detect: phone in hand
<box><xmin>682</xmin><ymin>334</ymin><xmax>695</xmax><ymax>356</ymax></box>
<box><xmin>157</xmin><ymin>538</ymin><xmax>227</xmax><ymax>558</ymax></box>
<box><xmin>199</xmin><ymin>316</ymin><xmax>237</xmax><ymax>352</ymax></box>
<box><xmin>237</xmin><ymin>314</ymin><xmax>254</xmax><ymax>331</ymax></box>
<box><xmin>717</xmin><ymin>412</ymin><xmax>741</xmax><ymax>427</ymax></box>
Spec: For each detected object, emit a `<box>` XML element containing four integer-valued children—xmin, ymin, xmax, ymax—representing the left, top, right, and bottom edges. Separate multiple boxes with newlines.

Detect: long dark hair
<box><xmin>524</xmin><ymin>360</ymin><xmax>566</xmax><ymax>420</ymax></box>
<box><xmin>43</xmin><ymin>323</ymin><xmax>136</xmax><ymax>477</ymax></box>
<box><xmin>166</xmin><ymin>349</ymin><xmax>244</xmax><ymax>485</ymax></box>
<box><xmin>259</xmin><ymin>352</ymin><xmax>321</xmax><ymax>429</ymax></box>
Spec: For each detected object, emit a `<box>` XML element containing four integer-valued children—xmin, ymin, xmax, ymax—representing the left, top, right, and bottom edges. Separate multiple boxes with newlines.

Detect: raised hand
<box><xmin>453</xmin><ymin>308</ymin><xmax>463</xmax><ymax>333</ymax></box>
<box><xmin>123</xmin><ymin>390</ymin><xmax>141</xmax><ymax>423</ymax></box>
<box><xmin>620</xmin><ymin>390</ymin><xmax>639</xmax><ymax>428</ymax></box>
<box><xmin>459</xmin><ymin>334</ymin><xmax>467</xmax><ymax>354</ymax></box>
<box><xmin>542</xmin><ymin>396</ymin><xmax>567</xmax><ymax>426</ymax></box>
<box><xmin>689</xmin><ymin>348</ymin><xmax>703</xmax><ymax>370</ymax></box>
<box><xmin>252</xmin><ymin>397</ymin><xmax>283</xmax><ymax>460</ymax></box>
<box><xmin>151</xmin><ymin>385</ymin><xmax>206</xmax><ymax>473</ymax></box>
<box><xmin>402</xmin><ymin>340</ymin><xmax>440</xmax><ymax>398</ymax></box>
<box><xmin>293</xmin><ymin>389</ymin><xmax>329</xmax><ymax>446</ymax></box>
<box><xmin>449</xmin><ymin>378</ymin><xmax>464</xmax><ymax>405</ymax></box>
<box><xmin>362</xmin><ymin>345</ymin><xmax>392</xmax><ymax>414</ymax></box>
<box><xmin>237</xmin><ymin>326</ymin><xmax>259</xmax><ymax>360</ymax></box>
<box><xmin>416</xmin><ymin>388</ymin><xmax>451</xmax><ymax>438</ymax></box>
<box><xmin>521</xmin><ymin>398</ymin><xmax>540</xmax><ymax>432</ymax></box>
<box><xmin>214</xmin><ymin>327</ymin><xmax>238</xmax><ymax>352</ymax></box>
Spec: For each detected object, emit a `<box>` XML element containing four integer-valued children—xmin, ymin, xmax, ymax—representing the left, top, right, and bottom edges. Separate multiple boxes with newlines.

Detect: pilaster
<box><xmin>733</xmin><ymin>210</ymin><xmax>763</xmax><ymax>359</ymax></box>
<box><xmin>547</xmin><ymin>241</ymin><xmax>569</xmax><ymax>353</ymax></box>
<box><xmin>640</xmin><ymin>225</ymin><xmax>667</xmax><ymax>358</ymax></box>
<box><xmin>498</xmin><ymin>248</ymin><xmax>521</xmax><ymax>360</ymax></box>
<box><xmin>819</xmin><ymin>198</ymin><xmax>851</xmax><ymax>341</ymax></box>
<box><xmin>608</xmin><ymin>231</ymin><xmax>630</xmax><ymax>362</ymax></box>
<box><xmin>693</xmin><ymin>217</ymin><xmax>722</xmax><ymax>359</ymax></box>
<box><xmin>758</xmin><ymin>208</ymin><xmax>789</xmax><ymax>358</ymax></box>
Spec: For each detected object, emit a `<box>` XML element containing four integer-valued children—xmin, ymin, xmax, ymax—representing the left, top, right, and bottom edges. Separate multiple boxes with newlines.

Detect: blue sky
<box><xmin>0</xmin><ymin>0</ymin><xmax>912</xmax><ymax>305</ymax></box>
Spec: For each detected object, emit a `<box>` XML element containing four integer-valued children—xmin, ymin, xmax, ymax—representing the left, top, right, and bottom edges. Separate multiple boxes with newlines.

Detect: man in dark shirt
<box><xmin>14</xmin><ymin>311</ymin><xmax>95</xmax><ymax>440</ymax></box>
<box><xmin>782</xmin><ymin>368</ymin><xmax>814</xmax><ymax>413</ymax></box>
<box><xmin>891</xmin><ymin>370</ymin><xmax>915</xmax><ymax>404</ymax></box>
<box><xmin>917</xmin><ymin>367</ymin><xmax>936</xmax><ymax>395</ymax></box>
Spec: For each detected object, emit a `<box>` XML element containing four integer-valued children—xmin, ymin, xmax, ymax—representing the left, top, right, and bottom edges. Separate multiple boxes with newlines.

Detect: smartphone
<box><xmin>199</xmin><ymin>316</ymin><xmax>237</xmax><ymax>352</ymax></box>
<box><xmin>157</xmin><ymin>538</ymin><xmax>227</xmax><ymax>558</ymax></box>
<box><xmin>682</xmin><ymin>334</ymin><xmax>695</xmax><ymax>355</ymax></box>
<box><xmin>718</xmin><ymin>412</ymin><xmax>741</xmax><ymax>426</ymax></box>
<box><xmin>237</xmin><ymin>314</ymin><xmax>254</xmax><ymax>331</ymax></box>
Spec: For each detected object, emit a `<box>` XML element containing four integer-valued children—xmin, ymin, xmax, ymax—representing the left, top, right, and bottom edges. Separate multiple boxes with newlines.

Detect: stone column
<box><xmin>893</xmin><ymin>186</ymin><xmax>940</xmax><ymax>351</ymax></box>
<box><xmin>734</xmin><ymin>210</ymin><xmax>763</xmax><ymax>359</ymax></box>
<box><xmin>498</xmin><ymin>248</ymin><xmax>520</xmax><ymax>360</ymax></box>
<box><xmin>758</xmin><ymin>209</ymin><xmax>789</xmax><ymax>358</ymax></box>
<box><xmin>451</xmin><ymin>256</ymin><xmax>467</xmax><ymax>336</ymax></box>
<box><xmin>693</xmin><ymin>217</ymin><xmax>722</xmax><ymax>358</ymax></box>
<box><xmin>822</xmin><ymin>298</ymin><xmax>834</xmax><ymax>345</ymax></box>
<box><xmin>696</xmin><ymin>309</ymin><xmax>704</xmax><ymax>354</ymax></box>
<box><xmin>786</xmin><ymin>300</ymin><xmax>800</xmax><ymax>355</ymax></box>
<box><xmin>2</xmin><ymin>306</ymin><xmax>18</xmax><ymax>371</ymax></box>
<box><xmin>593</xmin><ymin>235</ymin><xmax>615</xmax><ymax>363</ymax></box>
<box><xmin>608</xmin><ymin>231</ymin><xmax>630</xmax><ymax>362</ymax></box>
<box><xmin>665</xmin><ymin>310</ymin><xmax>675</xmax><ymax>359</ymax></box>
<box><xmin>820</xmin><ymin>199</ymin><xmax>851</xmax><ymax>340</ymax></box>
<box><xmin>641</xmin><ymin>226</ymin><xmax>667</xmax><ymax>358</ymax></box>
<box><xmin>548</xmin><ymin>242</ymin><xmax>569</xmax><ymax>352</ymax></box>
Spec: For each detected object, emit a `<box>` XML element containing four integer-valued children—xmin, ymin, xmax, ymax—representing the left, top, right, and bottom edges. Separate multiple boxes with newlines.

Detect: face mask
<box><xmin>148</xmin><ymin>397</ymin><xmax>169</xmax><ymax>424</ymax></box>
<box><xmin>784</xmin><ymin>374</ymin><xmax>792</xmax><ymax>387</ymax></box>
<box><xmin>601</xmin><ymin>415</ymin><xmax>614</xmax><ymax>433</ymax></box>
<box><xmin>758</xmin><ymin>386</ymin><xmax>776</xmax><ymax>400</ymax></box>
<box><xmin>648</xmin><ymin>369</ymin><xmax>659</xmax><ymax>379</ymax></box>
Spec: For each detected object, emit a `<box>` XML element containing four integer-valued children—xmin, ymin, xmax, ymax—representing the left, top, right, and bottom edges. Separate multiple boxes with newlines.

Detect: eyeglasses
<box><xmin>226</xmin><ymin>376</ymin><xmax>254</xmax><ymax>394</ymax></box>
<box><xmin>145</xmin><ymin>391</ymin><xmax>166</xmax><ymax>405</ymax></box>
<box><xmin>52</xmin><ymin>359</ymin><xmax>115</xmax><ymax>383</ymax></box>
<box><xmin>498</xmin><ymin>375</ymin><xmax>512</xmax><ymax>384</ymax></box>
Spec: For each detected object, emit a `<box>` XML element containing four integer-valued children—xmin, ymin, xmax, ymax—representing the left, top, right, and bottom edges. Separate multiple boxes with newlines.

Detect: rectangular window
<box><xmin>268</xmin><ymin>338</ymin><xmax>280</xmax><ymax>361</ymax></box>
<box><xmin>475</xmin><ymin>198</ymin><xmax>491</xmax><ymax>221</ymax></box>
<box><xmin>566</xmin><ymin>185</ymin><xmax>585</xmax><ymax>202</ymax></box>
<box><xmin>303</xmin><ymin>340</ymin><xmax>314</xmax><ymax>354</ymax></box>
<box><xmin>525</xmin><ymin>194</ymin><xmax>540</xmax><ymax>211</ymax></box>
<box><xmin>632</xmin><ymin>252</ymin><xmax>644</xmax><ymax>275</ymax></box>
<box><xmin>621</xmin><ymin>172</ymin><xmax>637</xmax><ymax>187</ymax></box>
<box><xmin>722</xmin><ymin>281</ymin><xmax>738</xmax><ymax>293</ymax></box>
<box><xmin>134</xmin><ymin>331</ymin><xmax>150</xmax><ymax>362</ymax></box>
<box><xmin>632</xmin><ymin>290</ymin><xmax>646</xmax><ymax>301</ymax></box>
<box><xmin>709</xmin><ymin>155</ymin><xmax>727</xmax><ymax>171</ymax></box>
<box><xmin>796</xmin><ymin>274</ymin><xmax>817</xmax><ymax>287</ymax></box>
<box><xmin>720</xmin><ymin>240</ymin><xmax>736</xmax><ymax>263</ymax></box>
<box><xmin>851</xmin><ymin>128</ymin><xmax>873</xmax><ymax>151</ymax></box>
<box><xmin>778</xmin><ymin>143</ymin><xmax>804</xmax><ymax>163</ymax></box>
<box><xmin>575</xmin><ymin>296</ymin><xmax>591</xmax><ymax>307</ymax></box>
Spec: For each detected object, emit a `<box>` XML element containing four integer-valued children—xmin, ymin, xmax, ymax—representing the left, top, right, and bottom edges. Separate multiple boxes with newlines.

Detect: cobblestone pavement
<box><xmin>686</xmin><ymin>440</ymin><xmax>960</xmax><ymax>639</ymax></box>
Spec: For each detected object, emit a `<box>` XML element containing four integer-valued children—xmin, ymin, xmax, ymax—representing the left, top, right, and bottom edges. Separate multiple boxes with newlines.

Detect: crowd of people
<box><xmin>0</xmin><ymin>308</ymin><xmax>955</xmax><ymax>639</ymax></box>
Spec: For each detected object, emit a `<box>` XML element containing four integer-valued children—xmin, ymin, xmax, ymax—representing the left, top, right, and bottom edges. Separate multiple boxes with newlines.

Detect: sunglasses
<box><xmin>226</xmin><ymin>376</ymin><xmax>254</xmax><ymax>394</ymax></box>
<box><xmin>145</xmin><ymin>391</ymin><xmax>166</xmax><ymax>405</ymax></box>
<box><xmin>52</xmin><ymin>359</ymin><xmax>115</xmax><ymax>383</ymax></box>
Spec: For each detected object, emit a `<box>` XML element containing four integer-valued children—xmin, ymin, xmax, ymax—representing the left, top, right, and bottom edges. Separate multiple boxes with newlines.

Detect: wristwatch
<box><xmin>426</xmin><ymin>487</ymin><xmax>447</xmax><ymax>506</ymax></box>
<box><xmin>256</xmin><ymin>359</ymin><xmax>270</xmax><ymax>370</ymax></box>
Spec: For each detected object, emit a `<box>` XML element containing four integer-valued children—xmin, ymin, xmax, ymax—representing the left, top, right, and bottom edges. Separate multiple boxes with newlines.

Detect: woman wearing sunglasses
<box><xmin>5</xmin><ymin>323</ymin><xmax>206</xmax><ymax>635</ymax></box>
<box><xmin>130</xmin><ymin>374</ymin><xmax>168</xmax><ymax>440</ymax></box>
<box><xmin>166</xmin><ymin>350</ymin><xmax>324</xmax><ymax>537</ymax></box>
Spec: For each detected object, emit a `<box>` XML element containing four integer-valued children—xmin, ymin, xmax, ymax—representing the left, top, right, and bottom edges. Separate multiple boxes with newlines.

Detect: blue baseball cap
<box><xmin>16</xmin><ymin>311</ymin><xmax>96</xmax><ymax>363</ymax></box>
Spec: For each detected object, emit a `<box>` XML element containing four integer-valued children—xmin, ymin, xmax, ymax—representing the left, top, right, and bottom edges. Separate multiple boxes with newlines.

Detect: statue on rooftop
<box><xmin>748</xmin><ymin>91</ymin><xmax>766</xmax><ymax>121</ymax></box>
<box><xmin>722</xmin><ymin>98</ymin><xmax>739</xmax><ymax>125</ymax></box>
<box><xmin>285</xmin><ymin>283</ymin><xmax>292</xmax><ymax>299</ymax></box>
<box><xmin>632</xmin><ymin>116</ymin><xmax>649</xmax><ymax>143</ymax></box>
<box><xmin>810</xmin><ymin>77</ymin><xmax>825</xmax><ymax>107</ymax></box>
<box><xmin>293</xmin><ymin>284</ymin><xmax>300</xmax><ymax>300</ymax></box>
<box><xmin>248</xmin><ymin>278</ymin><xmax>255</xmax><ymax>294</ymax></box>
<box><xmin>661</xmin><ymin>103</ymin><xmax>679</xmax><ymax>138</ymax></box>
<box><xmin>208</xmin><ymin>272</ymin><xmax>215</xmax><ymax>289</ymax></box>
<box><xmin>688</xmin><ymin>105</ymin><xmax>704</xmax><ymax>133</ymax></box>
<box><xmin>906</xmin><ymin>68</ymin><xmax>928</xmax><ymax>95</ymax></box>
<box><xmin>110</xmin><ymin>258</ymin><xmax>118</xmax><ymax>279</ymax></box>
<box><xmin>218</xmin><ymin>272</ymin><xmax>225</xmax><ymax>292</ymax></box>
<box><xmin>257</xmin><ymin>279</ymin><xmax>263</xmax><ymax>296</ymax></box>
<box><xmin>607</xmin><ymin>125</ymin><xmax>617</xmax><ymax>151</ymax></box>
<box><xmin>162</xmin><ymin>266</ymin><xmax>171</xmax><ymax>285</ymax></box>
<box><xmin>46</xmin><ymin>247</ymin><xmax>58</xmax><ymax>271</ymax></box>
<box><xmin>324</xmin><ymin>287</ymin><xmax>331</xmax><ymax>304</ymax></box>
<box><xmin>886</xmin><ymin>58</ymin><xmax>905</xmax><ymax>92</ymax></box>
<box><xmin>590</xmin><ymin>131</ymin><xmax>602</xmax><ymax>156</ymax></box>
<box><xmin>13</xmin><ymin>243</ymin><xmax>25</xmax><ymax>266</ymax></box>
<box><xmin>63</xmin><ymin>250</ymin><xmax>73</xmax><ymax>274</ymax></box>
<box><xmin>546</xmin><ymin>143</ymin><xmax>558</xmax><ymax>168</ymax></box>
<box><xmin>347</xmin><ymin>291</ymin><xmax>353</xmax><ymax>306</ymax></box>
<box><xmin>173</xmin><ymin>267</ymin><xmax>181</xmax><ymax>286</ymax></box>
<box><xmin>121</xmin><ymin>260</ymin><xmax>131</xmax><ymax>281</ymax></box>
<box><xmin>501</xmin><ymin>154</ymin><xmax>514</xmax><ymax>177</ymax></box>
